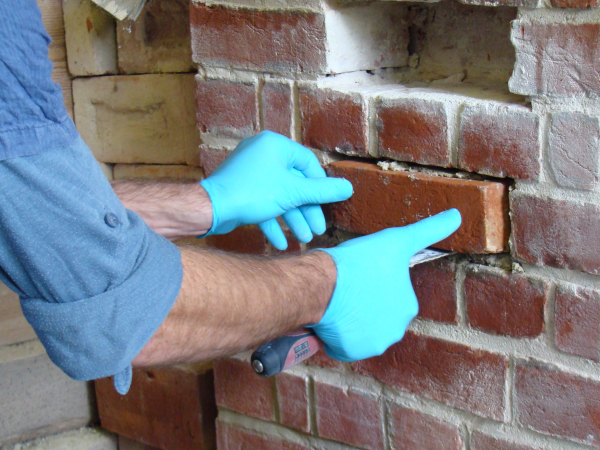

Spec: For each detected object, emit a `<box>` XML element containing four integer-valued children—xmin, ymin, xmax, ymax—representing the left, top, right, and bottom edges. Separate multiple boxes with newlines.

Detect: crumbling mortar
<box><xmin>292</xmin><ymin>81</ymin><xmax>302</xmax><ymax>142</ymax></box>
<box><xmin>544</xmin><ymin>281</ymin><xmax>558</xmax><ymax>351</ymax></box>
<box><xmin>450</xmin><ymin>102</ymin><xmax>465</xmax><ymax>168</ymax></box>
<box><xmin>505</xmin><ymin>355</ymin><xmax>515</xmax><ymax>424</ymax></box>
<box><xmin>257</xmin><ymin>77</ymin><xmax>265</xmax><ymax>132</ymax></box>
<box><xmin>455</xmin><ymin>259</ymin><xmax>469</xmax><ymax>327</ymax></box>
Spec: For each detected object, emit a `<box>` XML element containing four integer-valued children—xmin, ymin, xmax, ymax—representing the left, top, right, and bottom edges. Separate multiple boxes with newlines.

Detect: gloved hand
<box><xmin>310</xmin><ymin>209</ymin><xmax>462</xmax><ymax>361</ymax></box>
<box><xmin>199</xmin><ymin>131</ymin><xmax>353</xmax><ymax>250</ymax></box>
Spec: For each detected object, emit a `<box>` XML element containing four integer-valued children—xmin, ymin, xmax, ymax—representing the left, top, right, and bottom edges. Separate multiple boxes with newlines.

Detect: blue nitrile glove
<box><xmin>200</xmin><ymin>131</ymin><xmax>353</xmax><ymax>250</ymax></box>
<box><xmin>310</xmin><ymin>209</ymin><xmax>462</xmax><ymax>361</ymax></box>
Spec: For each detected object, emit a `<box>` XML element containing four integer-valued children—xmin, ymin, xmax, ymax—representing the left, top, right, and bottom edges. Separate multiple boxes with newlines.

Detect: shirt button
<box><xmin>104</xmin><ymin>212</ymin><xmax>120</xmax><ymax>228</ymax></box>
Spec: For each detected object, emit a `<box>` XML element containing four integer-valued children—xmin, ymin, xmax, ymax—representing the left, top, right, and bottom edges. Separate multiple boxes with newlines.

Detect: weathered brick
<box><xmin>410</xmin><ymin>258</ymin><xmax>458</xmax><ymax>324</ymax></box>
<box><xmin>555</xmin><ymin>285</ymin><xmax>600</xmax><ymax>361</ymax></box>
<box><xmin>96</xmin><ymin>366</ymin><xmax>216</xmax><ymax>450</ymax></box>
<box><xmin>464</xmin><ymin>266</ymin><xmax>548</xmax><ymax>338</ymax></box>
<box><xmin>510</xmin><ymin>22</ymin><xmax>600</xmax><ymax>97</ymax></box>
<box><xmin>113</xmin><ymin>164</ymin><xmax>204</xmax><ymax>181</ymax></box>
<box><xmin>327</xmin><ymin>161</ymin><xmax>510</xmax><ymax>253</ymax></box>
<box><xmin>63</xmin><ymin>0</ymin><xmax>117</xmax><ymax>76</ymax></box>
<box><xmin>511</xmin><ymin>193</ymin><xmax>600</xmax><ymax>276</ymax></box>
<box><xmin>190</xmin><ymin>3</ymin><xmax>408</xmax><ymax>74</ymax></box>
<box><xmin>198</xmin><ymin>145</ymin><xmax>232</xmax><ymax>177</ymax></box>
<box><xmin>390</xmin><ymin>407</ymin><xmax>462</xmax><ymax>450</ymax></box>
<box><xmin>305</xmin><ymin>349</ymin><xmax>345</xmax><ymax>369</ymax></box>
<box><xmin>196</xmin><ymin>78</ymin><xmax>258</xmax><ymax>139</ymax></box>
<box><xmin>352</xmin><ymin>332</ymin><xmax>508</xmax><ymax>420</ymax></box>
<box><xmin>549</xmin><ymin>112</ymin><xmax>599</xmax><ymax>190</ymax></box>
<box><xmin>117</xmin><ymin>0</ymin><xmax>194</xmax><ymax>74</ymax></box>
<box><xmin>216</xmin><ymin>422</ymin><xmax>309</xmax><ymax>450</ymax></box>
<box><xmin>458</xmin><ymin>104</ymin><xmax>539</xmax><ymax>180</ymax></box>
<box><xmin>550</xmin><ymin>0</ymin><xmax>599</xmax><ymax>6</ymax></box>
<box><xmin>0</xmin><ymin>282</ymin><xmax>36</xmax><ymax>347</ymax></box>
<box><xmin>276</xmin><ymin>373</ymin><xmax>309</xmax><ymax>433</ymax></box>
<box><xmin>300</xmin><ymin>86</ymin><xmax>368</xmax><ymax>157</ymax></box>
<box><xmin>74</xmin><ymin>74</ymin><xmax>199</xmax><ymax>164</ymax></box>
<box><xmin>470</xmin><ymin>431</ymin><xmax>539</xmax><ymax>450</ymax></box>
<box><xmin>315</xmin><ymin>382</ymin><xmax>384</xmax><ymax>450</ymax></box>
<box><xmin>205</xmin><ymin>225</ymin><xmax>268</xmax><ymax>255</ymax></box>
<box><xmin>515</xmin><ymin>359</ymin><xmax>600</xmax><ymax>447</ymax></box>
<box><xmin>214</xmin><ymin>358</ymin><xmax>275</xmax><ymax>422</ymax></box>
<box><xmin>377</xmin><ymin>98</ymin><xmax>450</xmax><ymax>167</ymax></box>
<box><xmin>0</xmin><ymin>341</ymin><xmax>94</xmax><ymax>445</ymax></box>
<box><xmin>262</xmin><ymin>81</ymin><xmax>293</xmax><ymax>139</ymax></box>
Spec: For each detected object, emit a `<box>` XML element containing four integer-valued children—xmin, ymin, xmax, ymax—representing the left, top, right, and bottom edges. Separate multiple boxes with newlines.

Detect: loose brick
<box><xmin>377</xmin><ymin>98</ymin><xmax>450</xmax><ymax>167</ymax></box>
<box><xmin>96</xmin><ymin>366</ymin><xmax>216</xmax><ymax>450</ymax></box>
<box><xmin>196</xmin><ymin>78</ymin><xmax>258</xmax><ymax>139</ymax></box>
<box><xmin>515</xmin><ymin>359</ymin><xmax>600</xmax><ymax>447</ymax></box>
<box><xmin>458</xmin><ymin>104</ymin><xmax>539</xmax><ymax>180</ymax></box>
<box><xmin>551</xmin><ymin>0</ymin><xmax>599</xmax><ymax>6</ymax></box>
<box><xmin>216</xmin><ymin>422</ymin><xmax>309</xmax><ymax>450</ymax></box>
<box><xmin>470</xmin><ymin>431</ymin><xmax>539</xmax><ymax>450</ymax></box>
<box><xmin>549</xmin><ymin>112</ymin><xmax>599</xmax><ymax>190</ymax></box>
<box><xmin>327</xmin><ymin>161</ymin><xmax>510</xmax><ymax>253</ymax></box>
<box><xmin>113</xmin><ymin>164</ymin><xmax>204</xmax><ymax>181</ymax></box>
<box><xmin>510</xmin><ymin>22</ymin><xmax>600</xmax><ymax>97</ymax></box>
<box><xmin>410</xmin><ymin>257</ymin><xmax>458</xmax><ymax>324</ymax></box>
<box><xmin>352</xmin><ymin>332</ymin><xmax>508</xmax><ymax>420</ymax></box>
<box><xmin>0</xmin><ymin>341</ymin><xmax>94</xmax><ymax>445</ymax></box>
<box><xmin>300</xmin><ymin>86</ymin><xmax>369</xmax><ymax>157</ymax></box>
<box><xmin>390</xmin><ymin>406</ymin><xmax>462</xmax><ymax>450</ymax></box>
<box><xmin>117</xmin><ymin>0</ymin><xmax>194</xmax><ymax>74</ymax></box>
<box><xmin>510</xmin><ymin>193</ymin><xmax>600</xmax><ymax>275</ymax></box>
<box><xmin>0</xmin><ymin>282</ymin><xmax>36</xmax><ymax>347</ymax></box>
<box><xmin>555</xmin><ymin>285</ymin><xmax>600</xmax><ymax>361</ymax></box>
<box><xmin>262</xmin><ymin>81</ymin><xmax>294</xmax><ymax>139</ymax></box>
<box><xmin>315</xmin><ymin>382</ymin><xmax>384</xmax><ymax>450</ymax></box>
<box><xmin>276</xmin><ymin>373</ymin><xmax>309</xmax><ymax>433</ymax></box>
<box><xmin>74</xmin><ymin>74</ymin><xmax>199</xmax><ymax>164</ymax></box>
<box><xmin>63</xmin><ymin>0</ymin><xmax>117</xmax><ymax>76</ymax></box>
<box><xmin>198</xmin><ymin>145</ymin><xmax>232</xmax><ymax>177</ymax></box>
<box><xmin>465</xmin><ymin>266</ymin><xmax>548</xmax><ymax>338</ymax></box>
<box><xmin>205</xmin><ymin>225</ymin><xmax>268</xmax><ymax>255</ymax></box>
<box><xmin>214</xmin><ymin>358</ymin><xmax>275</xmax><ymax>422</ymax></box>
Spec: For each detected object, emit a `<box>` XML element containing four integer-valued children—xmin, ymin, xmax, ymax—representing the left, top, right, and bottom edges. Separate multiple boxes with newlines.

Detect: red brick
<box><xmin>214</xmin><ymin>358</ymin><xmax>275</xmax><ymax>421</ymax></box>
<box><xmin>464</xmin><ymin>266</ymin><xmax>548</xmax><ymax>338</ymax></box>
<box><xmin>205</xmin><ymin>225</ymin><xmax>268</xmax><ymax>255</ymax></box>
<box><xmin>199</xmin><ymin>145</ymin><xmax>232</xmax><ymax>177</ymax></box>
<box><xmin>515</xmin><ymin>359</ymin><xmax>600</xmax><ymax>447</ymax></box>
<box><xmin>410</xmin><ymin>257</ymin><xmax>458</xmax><ymax>324</ymax></box>
<box><xmin>216</xmin><ymin>422</ymin><xmax>309</xmax><ymax>450</ymax></box>
<box><xmin>510</xmin><ymin>23</ymin><xmax>600</xmax><ymax>96</ymax></box>
<box><xmin>276</xmin><ymin>373</ymin><xmax>309</xmax><ymax>433</ymax></box>
<box><xmin>352</xmin><ymin>332</ymin><xmax>508</xmax><ymax>420</ymax></box>
<box><xmin>555</xmin><ymin>285</ymin><xmax>600</xmax><ymax>361</ymax></box>
<box><xmin>458</xmin><ymin>104</ymin><xmax>540</xmax><ymax>180</ymax></box>
<box><xmin>190</xmin><ymin>4</ymin><xmax>326</xmax><ymax>73</ymax></box>
<box><xmin>300</xmin><ymin>86</ymin><xmax>369</xmax><ymax>157</ymax></box>
<box><xmin>305</xmin><ymin>349</ymin><xmax>345</xmax><ymax>369</ymax></box>
<box><xmin>549</xmin><ymin>112</ymin><xmax>599</xmax><ymax>191</ymax></box>
<box><xmin>389</xmin><ymin>406</ymin><xmax>462</xmax><ymax>450</ymax></box>
<box><xmin>377</xmin><ymin>98</ymin><xmax>450</xmax><ymax>167</ymax></box>
<box><xmin>315</xmin><ymin>382</ymin><xmax>384</xmax><ymax>450</ymax></box>
<box><xmin>196</xmin><ymin>78</ymin><xmax>258</xmax><ymax>138</ymax></box>
<box><xmin>262</xmin><ymin>81</ymin><xmax>293</xmax><ymax>139</ymax></box>
<box><xmin>510</xmin><ymin>194</ymin><xmax>600</xmax><ymax>276</ymax></box>
<box><xmin>96</xmin><ymin>367</ymin><xmax>216</xmax><ymax>450</ymax></box>
<box><xmin>550</xmin><ymin>0</ymin><xmax>598</xmax><ymax>8</ymax></box>
<box><xmin>327</xmin><ymin>161</ymin><xmax>510</xmax><ymax>253</ymax></box>
<box><xmin>470</xmin><ymin>431</ymin><xmax>539</xmax><ymax>450</ymax></box>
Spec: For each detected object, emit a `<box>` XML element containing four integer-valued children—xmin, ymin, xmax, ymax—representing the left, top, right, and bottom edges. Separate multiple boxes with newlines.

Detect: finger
<box><xmin>287</xmin><ymin>141</ymin><xmax>327</xmax><ymax>178</ymax></box>
<box><xmin>406</xmin><ymin>209</ymin><xmax>462</xmax><ymax>254</ymax></box>
<box><xmin>283</xmin><ymin>208</ymin><xmax>313</xmax><ymax>243</ymax></box>
<box><xmin>299</xmin><ymin>204</ymin><xmax>326</xmax><ymax>235</ymax></box>
<box><xmin>259</xmin><ymin>219</ymin><xmax>288</xmax><ymax>250</ymax></box>
<box><xmin>293</xmin><ymin>176</ymin><xmax>353</xmax><ymax>205</ymax></box>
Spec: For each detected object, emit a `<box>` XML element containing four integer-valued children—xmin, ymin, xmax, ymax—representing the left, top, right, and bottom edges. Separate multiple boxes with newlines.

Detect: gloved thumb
<box><xmin>293</xmin><ymin>176</ymin><xmax>353</xmax><ymax>206</ymax></box>
<box><xmin>406</xmin><ymin>209</ymin><xmax>462</xmax><ymax>254</ymax></box>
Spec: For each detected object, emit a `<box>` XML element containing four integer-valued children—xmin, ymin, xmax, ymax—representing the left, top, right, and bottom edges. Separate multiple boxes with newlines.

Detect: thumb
<box><xmin>293</xmin><ymin>176</ymin><xmax>353</xmax><ymax>206</ymax></box>
<box><xmin>406</xmin><ymin>209</ymin><xmax>462</xmax><ymax>254</ymax></box>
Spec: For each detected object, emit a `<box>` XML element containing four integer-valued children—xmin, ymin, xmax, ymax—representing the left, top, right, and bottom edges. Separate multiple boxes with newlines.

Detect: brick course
<box><xmin>389</xmin><ymin>407</ymin><xmax>462</xmax><ymax>450</ymax></box>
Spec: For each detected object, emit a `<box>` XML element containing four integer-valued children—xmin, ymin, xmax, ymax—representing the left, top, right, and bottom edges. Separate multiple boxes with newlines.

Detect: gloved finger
<box><xmin>299</xmin><ymin>204</ymin><xmax>327</xmax><ymax>235</ymax></box>
<box><xmin>293</xmin><ymin>176</ymin><xmax>353</xmax><ymax>205</ymax></box>
<box><xmin>259</xmin><ymin>219</ymin><xmax>288</xmax><ymax>250</ymax></box>
<box><xmin>405</xmin><ymin>209</ymin><xmax>462</xmax><ymax>254</ymax></box>
<box><xmin>283</xmin><ymin>208</ymin><xmax>313</xmax><ymax>243</ymax></box>
<box><xmin>287</xmin><ymin>141</ymin><xmax>327</xmax><ymax>178</ymax></box>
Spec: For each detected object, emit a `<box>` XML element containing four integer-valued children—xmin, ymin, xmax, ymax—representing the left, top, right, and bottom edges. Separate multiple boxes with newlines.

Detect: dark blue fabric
<box><xmin>0</xmin><ymin>0</ymin><xmax>79</xmax><ymax>160</ymax></box>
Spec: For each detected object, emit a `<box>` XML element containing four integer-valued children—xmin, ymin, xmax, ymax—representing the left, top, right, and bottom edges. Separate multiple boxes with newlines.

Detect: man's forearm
<box><xmin>111</xmin><ymin>180</ymin><xmax>213</xmax><ymax>240</ymax></box>
<box><xmin>132</xmin><ymin>247</ymin><xmax>336</xmax><ymax>367</ymax></box>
